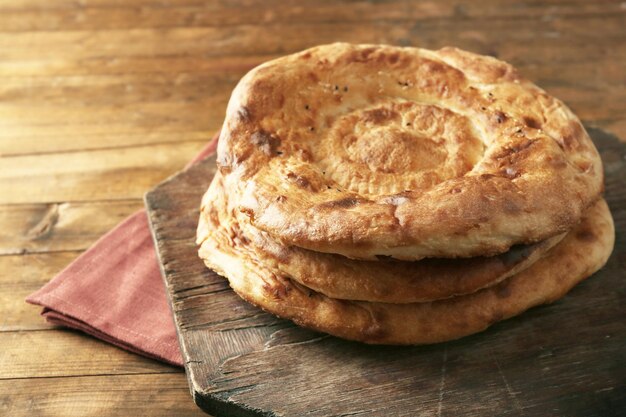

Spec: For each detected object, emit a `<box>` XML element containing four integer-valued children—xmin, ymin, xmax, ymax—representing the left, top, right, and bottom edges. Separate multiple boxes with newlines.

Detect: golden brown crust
<box><xmin>197</xmin><ymin>198</ymin><xmax>614</xmax><ymax>345</ymax></box>
<box><xmin>218</xmin><ymin>43</ymin><xmax>603</xmax><ymax>260</ymax></box>
<box><xmin>200</xmin><ymin>172</ymin><xmax>565</xmax><ymax>303</ymax></box>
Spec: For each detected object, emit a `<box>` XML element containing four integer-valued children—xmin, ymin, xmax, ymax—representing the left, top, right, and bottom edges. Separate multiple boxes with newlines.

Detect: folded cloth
<box><xmin>26</xmin><ymin>135</ymin><xmax>219</xmax><ymax>367</ymax></box>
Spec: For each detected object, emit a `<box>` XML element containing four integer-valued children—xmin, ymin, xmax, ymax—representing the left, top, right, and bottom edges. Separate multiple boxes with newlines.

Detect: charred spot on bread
<box><xmin>250</xmin><ymin>130</ymin><xmax>281</xmax><ymax>156</ymax></box>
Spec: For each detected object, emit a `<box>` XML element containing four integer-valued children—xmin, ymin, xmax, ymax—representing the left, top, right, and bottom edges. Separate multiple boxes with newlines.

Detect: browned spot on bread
<box><xmin>422</xmin><ymin>59</ymin><xmax>447</xmax><ymax>74</ymax></box>
<box><xmin>346</xmin><ymin>46</ymin><xmax>377</xmax><ymax>64</ymax></box>
<box><xmin>291</xmin><ymin>174</ymin><xmax>309</xmax><ymax>188</ymax></box>
<box><xmin>318</xmin><ymin>197</ymin><xmax>366</xmax><ymax>209</ymax></box>
<box><xmin>493</xmin><ymin>139</ymin><xmax>537</xmax><ymax>161</ymax></box>
<box><xmin>307</xmin><ymin>71</ymin><xmax>319</xmax><ymax>82</ymax></box>
<box><xmin>317</xmin><ymin>58</ymin><xmax>330</xmax><ymax>66</ymax></box>
<box><xmin>286</xmin><ymin>171</ymin><xmax>316</xmax><ymax>191</ymax></box>
<box><xmin>239</xmin><ymin>207</ymin><xmax>255</xmax><ymax>221</ymax></box>
<box><xmin>216</xmin><ymin>152</ymin><xmax>233</xmax><ymax>172</ymax></box>
<box><xmin>523</xmin><ymin>116</ymin><xmax>541</xmax><ymax>129</ymax></box>
<box><xmin>237</xmin><ymin>106</ymin><xmax>252</xmax><ymax>122</ymax></box>
<box><xmin>265</xmin><ymin>282</ymin><xmax>291</xmax><ymax>300</ymax></box>
<box><xmin>575</xmin><ymin>228</ymin><xmax>596</xmax><ymax>242</ymax></box>
<box><xmin>575</xmin><ymin>160</ymin><xmax>593</xmax><ymax>173</ymax></box>
<box><xmin>503</xmin><ymin>197</ymin><xmax>522</xmax><ymax>213</ymax></box>
<box><xmin>275</xmin><ymin>195</ymin><xmax>287</xmax><ymax>203</ymax></box>
<box><xmin>232</xmin><ymin>227</ymin><xmax>251</xmax><ymax>245</ymax></box>
<box><xmin>547</xmin><ymin>155</ymin><xmax>568</xmax><ymax>170</ymax></box>
<box><xmin>561</xmin><ymin>134</ymin><xmax>576</xmax><ymax>151</ymax></box>
<box><xmin>496</xmin><ymin>285</ymin><xmax>512</xmax><ymax>299</ymax></box>
<box><xmin>206</xmin><ymin>205</ymin><xmax>220</xmax><ymax>228</ymax></box>
<box><xmin>494</xmin><ymin>110</ymin><xmax>508</xmax><ymax>124</ymax></box>
<box><xmin>361</xmin><ymin>309</ymin><xmax>388</xmax><ymax>341</ymax></box>
<box><xmin>263</xmin><ymin>275</ymin><xmax>293</xmax><ymax>300</ymax></box>
<box><xmin>387</xmin><ymin>52</ymin><xmax>400</xmax><ymax>64</ymax></box>
<box><xmin>479</xmin><ymin>173</ymin><xmax>497</xmax><ymax>180</ymax></box>
<box><xmin>500</xmin><ymin>244</ymin><xmax>534</xmax><ymax>266</ymax></box>
<box><xmin>362</xmin><ymin>108</ymin><xmax>398</xmax><ymax>124</ymax></box>
<box><xmin>250</xmin><ymin>130</ymin><xmax>281</xmax><ymax>156</ymax></box>
<box><xmin>261</xmin><ymin>281</ymin><xmax>272</xmax><ymax>295</ymax></box>
<box><xmin>560</xmin><ymin>121</ymin><xmax>585</xmax><ymax>151</ymax></box>
<box><xmin>501</xmin><ymin>166</ymin><xmax>521</xmax><ymax>179</ymax></box>
<box><xmin>218</xmin><ymin>165</ymin><xmax>232</xmax><ymax>175</ymax></box>
<box><xmin>297</xmin><ymin>147</ymin><xmax>313</xmax><ymax>162</ymax></box>
<box><xmin>383</xmin><ymin>194</ymin><xmax>410</xmax><ymax>206</ymax></box>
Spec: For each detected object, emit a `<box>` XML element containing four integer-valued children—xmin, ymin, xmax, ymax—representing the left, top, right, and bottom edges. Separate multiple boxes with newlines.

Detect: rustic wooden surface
<box><xmin>1</xmin><ymin>0</ymin><xmax>626</xmax><ymax>415</ymax></box>
<box><xmin>145</xmin><ymin>127</ymin><xmax>625</xmax><ymax>417</ymax></box>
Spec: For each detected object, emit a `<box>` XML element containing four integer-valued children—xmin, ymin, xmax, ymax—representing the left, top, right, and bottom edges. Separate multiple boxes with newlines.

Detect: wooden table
<box><xmin>1</xmin><ymin>1</ymin><xmax>624</xmax><ymax>415</ymax></box>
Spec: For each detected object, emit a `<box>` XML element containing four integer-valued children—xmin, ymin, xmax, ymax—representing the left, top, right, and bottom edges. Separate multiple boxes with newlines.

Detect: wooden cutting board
<box><xmin>145</xmin><ymin>127</ymin><xmax>625</xmax><ymax>417</ymax></box>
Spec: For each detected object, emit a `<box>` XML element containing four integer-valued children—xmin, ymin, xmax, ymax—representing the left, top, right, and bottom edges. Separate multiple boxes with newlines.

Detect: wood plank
<box><xmin>0</xmin><ymin>330</ymin><xmax>178</xmax><ymax>379</ymax></box>
<box><xmin>0</xmin><ymin>0</ymin><xmax>605</xmax><ymax>8</ymax></box>
<box><xmin>542</xmin><ymin>87</ymin><xmax>626</xmax><ymax>122</ymax></box>
<box><xmin>0</xmin><ymin>201</ymin><xmax>142</xmax><ymax>255</ymax></box>
<box><xmin>0</xmin><ymin>72</ymin><xmax>240</xmax><ymax>105</ymax></box>
<box><xmin>0</xmin><ymin>71</ymin><xmax>231</xmax><ymax>153</ymax></box>
<box><xmin>0</xmin><ymin>17</ymin><xmax>623</xmax><ymax>63</ymax></box>
<box><xmin>0</xmin><ymin>53</ymin><xmax>267</xmax><ymax>78</ymax></box>
<box><xmin>0</xmin><ymin>130</ymin><xmax>212</xmax><ymax>157</ymax></box>
<box><xmin>0</xmin><ymin>0</ymin><xmax>622</xmax><ymax>32</ymax></box>
<box><xmin>2</xmin><ymin>47</ymin><xmax>625</xmax><ymax>80</ymax></box>
<box><xmin>0</xmin><ymin>60</ymin><xmax>622</xmax><ymax>107</ymax></box>
<box><xmin>524</xmin><ymin>60</ymin><xmax>626</xmax><ymax>91</ymax></box>
<box><xmin>0</xmin><ymin>252</ymin><xmax>80</xmax><ymax>331</ymax></box>
<box><xmin>0</xmin><ymin>1</ymin><xmax>450</xmax><ymax>32</ymax></box>
<box><xmin>145</xmin><ymin>127</ymin><xmax>626</xmax><ymax>416</ymax></box>
<box><xmin>0</xmin><ymin>141</ymin><xmax>206</xmax><ymax>204</ymax></box>
<box><xmin>3</xmin><ymin>44</ymin><xmax>625</xmax><ymax>80</ymax></box>
<box><xmin>0</xmin><ymin>98</ymin><xmax>226</xmax><ymax>141</ymax></box>
<box><xmin>0</xmin><ymin>373</ymin><xmax>208</xmax><ymax>417</ymax></box>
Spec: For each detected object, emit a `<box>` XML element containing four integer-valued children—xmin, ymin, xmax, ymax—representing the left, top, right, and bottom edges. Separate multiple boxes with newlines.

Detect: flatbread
<box><xmin>197</xmin><ymin>197</ymin><xmax>614</xmax><ymax>345</ymax></box>
<box><xmin>199</xmin><ymin>172</ymin><xmax>564</xmax><ymax>303</ymax></box>
<box><xmin>217</xmin><ymin>43</ymin><xmax>603</xmax><ymax>260</ymax></box>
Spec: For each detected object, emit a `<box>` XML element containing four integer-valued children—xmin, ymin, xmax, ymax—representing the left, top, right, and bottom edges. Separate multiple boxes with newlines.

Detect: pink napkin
<box><xmin>26</xmin><ymin>135</ymin><xmax>219</xmax><ymax>367</ymax></box>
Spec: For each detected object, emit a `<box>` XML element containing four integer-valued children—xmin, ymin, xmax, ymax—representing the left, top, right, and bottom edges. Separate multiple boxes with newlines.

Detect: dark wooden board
<box><xmin>145</xmin><ymin>127</ymin><xmax>626</xmax><ymax>417</ymax></box>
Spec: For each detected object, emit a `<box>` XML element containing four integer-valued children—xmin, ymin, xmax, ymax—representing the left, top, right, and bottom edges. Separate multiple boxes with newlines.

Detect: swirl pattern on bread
<box><xmin>217</xmin><ymin>43</ymin><xmax>603</xmax><ymax>260</ymax></box>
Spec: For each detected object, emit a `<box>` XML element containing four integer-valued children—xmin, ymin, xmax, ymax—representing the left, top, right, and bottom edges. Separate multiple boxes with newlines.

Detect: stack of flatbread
<box><xmin>196</xmin><ymin>43</ymin><xmax>614</xmax><ymax>344</ymax></box>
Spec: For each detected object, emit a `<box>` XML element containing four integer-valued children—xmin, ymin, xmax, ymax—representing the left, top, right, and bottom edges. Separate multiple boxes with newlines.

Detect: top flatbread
<box><xmin>217</xmin><ymin>43</ymin><xmax>603</xmax><ymax>260</ymax></box>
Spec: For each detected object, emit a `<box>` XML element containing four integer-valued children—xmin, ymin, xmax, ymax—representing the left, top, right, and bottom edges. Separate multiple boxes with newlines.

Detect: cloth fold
<box><xmin>26</xmin><ymin>136</ymin><xmax>219</xmax><ymax>367</ymax></box>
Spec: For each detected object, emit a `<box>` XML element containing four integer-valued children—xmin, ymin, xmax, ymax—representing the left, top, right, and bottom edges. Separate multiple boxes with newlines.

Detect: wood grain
<box><xmin>0</xmin><ymin>373</ymin><xmax>207</xmax><ymax>417</ymax></box>
<box><xmin>0</xmin><ymin>141</ymin><xmax>207</xmax><ymax>204</ymax></box>
<box><xmin>0</xmin><ymin>201</ymin><xmax>142</xmax><ymax>255</ymax></box>
<box><xmin>146</xmin><ymin>127</ymin><xmax>626</xmax><ymax>417</ymax></box>
<box><xmin>0</xmin><ymin>330</ymin><xmax>178</xmax><ymax>379</ymax></box>
<box><xmin>0</xmin><ymin>0</ymin><xmax>622</xmax><ymax>33</ymax></box>
<box><xmin>0</xmin><ymin>252</ymin><xmax>78</xmax><ymax>331</ymax></box>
